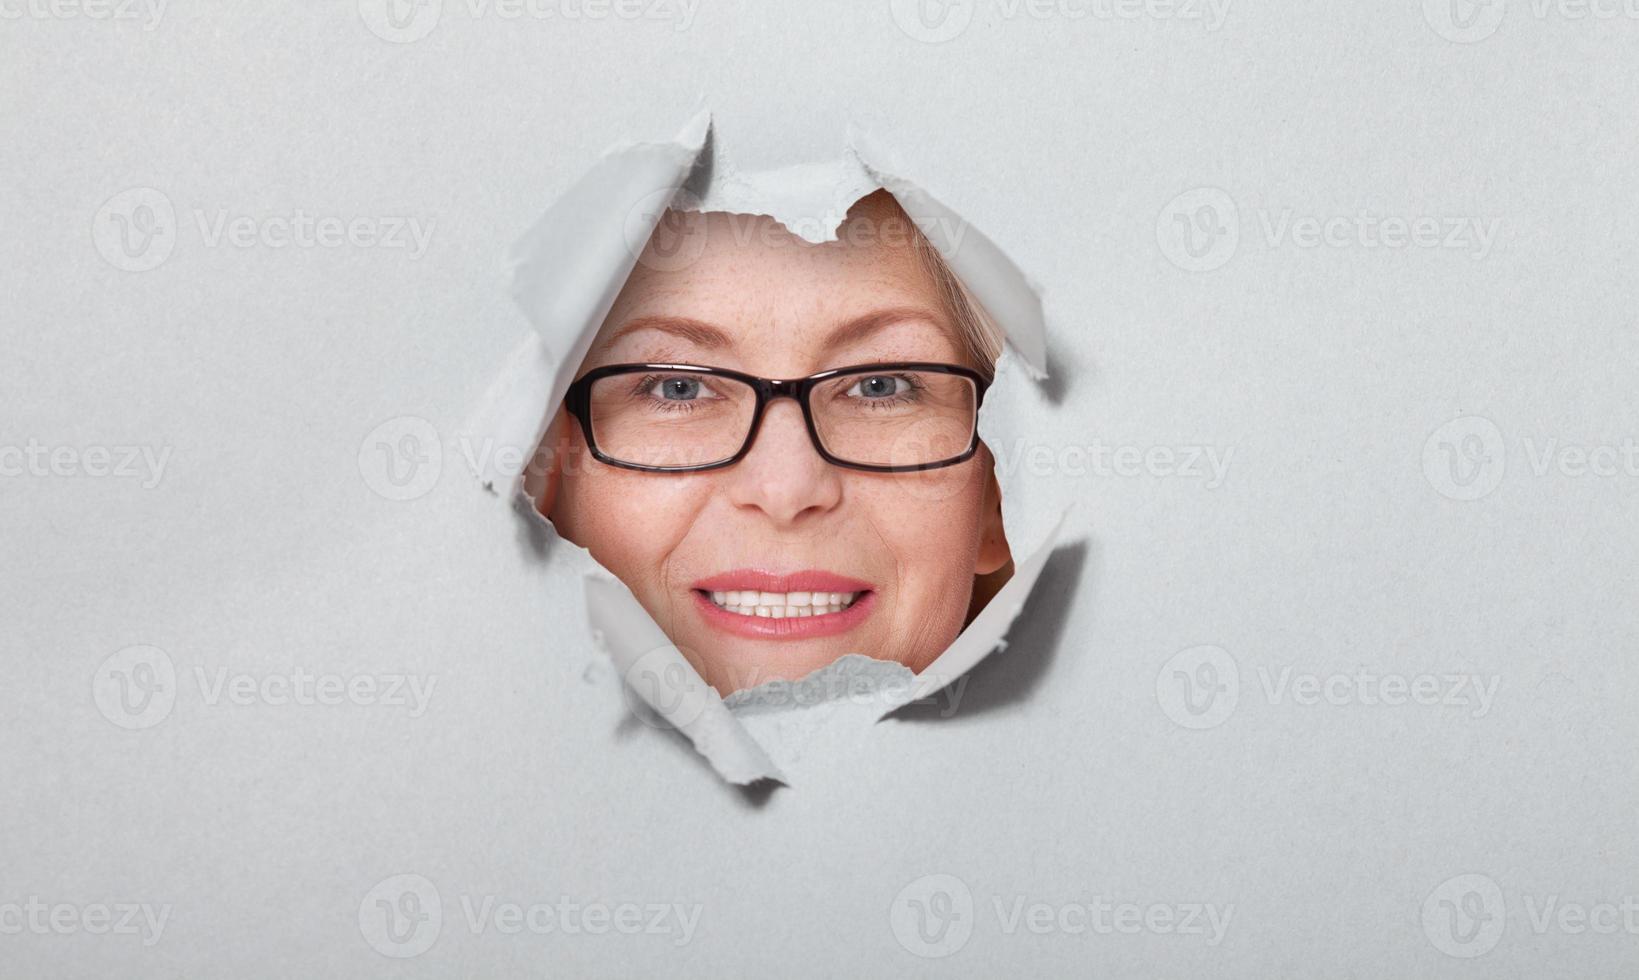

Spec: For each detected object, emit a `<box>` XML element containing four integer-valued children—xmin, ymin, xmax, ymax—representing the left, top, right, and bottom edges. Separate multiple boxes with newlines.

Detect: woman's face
<box><xmin>540</xmin><ymin>194</ymin><xmax>1010</xmax><ymax>693</ymax></box>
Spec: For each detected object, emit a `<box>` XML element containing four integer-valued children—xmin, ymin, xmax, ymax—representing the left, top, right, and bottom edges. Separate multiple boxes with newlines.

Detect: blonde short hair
<box><xmin>915</xmin><ymin>234</ymin><xmax>1006</xmax><ymax>382</ymax></box>
<box><xmin>845</xmin><ymin>190</ymin><xmax>1005</xmax><ymax>380</ymax></box>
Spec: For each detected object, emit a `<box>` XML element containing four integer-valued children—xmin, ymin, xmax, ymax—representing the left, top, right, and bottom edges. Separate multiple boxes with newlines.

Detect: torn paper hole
<box><xmin>465</xmin><ymin>112</ymin><xmax>1068</xmax><ymax>786</ymax></box>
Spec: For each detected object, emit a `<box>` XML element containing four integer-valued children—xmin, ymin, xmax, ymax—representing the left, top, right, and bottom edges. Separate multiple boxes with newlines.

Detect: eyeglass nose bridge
<box><xmin>740</xmin><ymin>377</ymin><xmax>819</xmax><ymax>456</ymax></box>
<box><xmin>761</xmin><ymin>377</ymin><xmax>807</xmax><ymax>401</ymax></box>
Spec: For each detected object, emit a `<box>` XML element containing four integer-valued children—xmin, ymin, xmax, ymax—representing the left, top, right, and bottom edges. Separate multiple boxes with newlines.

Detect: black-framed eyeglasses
<box><xmin>563</xmin><ymin>362</ymin><xmax>990</xmax><ymax>473</ymax></box>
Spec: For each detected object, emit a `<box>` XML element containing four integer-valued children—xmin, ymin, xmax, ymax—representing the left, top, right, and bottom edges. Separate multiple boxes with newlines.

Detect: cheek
<box><xmin>846</xmin><ymin>464</ymin><xmax>989</xmax><ymax>613</ymax></box>
<box><xmin>862</xmin><ymin>465</ymin><xmax>988</xmax><ymax>559</ymax></box>
<box><xmin>551</xmin><ymin>450</ymin><xmax>710</xmax><ymax>594</ymax></box>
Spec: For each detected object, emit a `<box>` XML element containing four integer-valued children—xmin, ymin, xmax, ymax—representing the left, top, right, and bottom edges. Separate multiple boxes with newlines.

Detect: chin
<box><xmin>684</xmin><ymin>636</ymin><xmax>867</xmax><ymax>695</ymax></box>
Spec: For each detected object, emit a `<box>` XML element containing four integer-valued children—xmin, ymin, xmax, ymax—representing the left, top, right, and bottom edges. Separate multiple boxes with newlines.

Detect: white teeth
<box><xmin>705</xmin><ymin>589</ymin><xmax>861</xmax><ymax>618</ymax></box>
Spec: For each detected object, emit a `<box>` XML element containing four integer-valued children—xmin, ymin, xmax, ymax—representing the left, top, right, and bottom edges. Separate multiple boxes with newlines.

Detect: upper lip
<box><xmin>691</xmin><ymin>569</ymin><xmax>874</xmax><ymax>594</ymax></box>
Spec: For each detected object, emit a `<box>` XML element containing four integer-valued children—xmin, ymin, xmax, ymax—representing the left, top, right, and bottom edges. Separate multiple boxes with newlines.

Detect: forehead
<box><xmin>595</xmin><ymin>195</ymin><xmax>960</xmax><ymax>365</ymax></box>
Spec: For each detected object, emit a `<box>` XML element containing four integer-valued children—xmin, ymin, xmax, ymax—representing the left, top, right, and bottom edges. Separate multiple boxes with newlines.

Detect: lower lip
<box><xmin>691</xmin><ymin>590</ymin><xmax>876</xmax><ymax>640</ymax></box>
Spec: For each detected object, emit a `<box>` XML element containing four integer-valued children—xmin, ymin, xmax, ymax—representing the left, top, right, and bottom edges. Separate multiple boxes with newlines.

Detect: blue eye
<box><xmin>632</xmin><ymin>373</ymin><xmax>722</xmax><ymax>412</ymax></box>
<box><xmin>846</xmin><ymin>375</ymin><xmax>912</xmax><ymax>399</ymax></box>
<box><xmin>659</xmin><ymin>377</ymin><xmax>702</xmax><ymax>400</ymax></box>
<box><xmin>634</xmin><ymin>374</ymin><xmax>710</xmax><ymax>400</ymax></box>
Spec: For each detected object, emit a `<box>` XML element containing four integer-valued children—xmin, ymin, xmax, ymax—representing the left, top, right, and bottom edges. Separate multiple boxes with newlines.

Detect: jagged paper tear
<box><xmin>465</xmin><ymin>111</ymin><xmax>1066</xmax><ymax>785</ymax></box>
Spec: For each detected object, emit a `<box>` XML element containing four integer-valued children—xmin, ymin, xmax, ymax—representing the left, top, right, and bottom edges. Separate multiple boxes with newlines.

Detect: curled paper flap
<box><xmin>718</xmin><ymin>512</ymin><xmax>1070</xmax><ymax>778</ymax></box>
<box><xmin>480</xmin><ymin>111</ymin><xmax>1069</xmax><ymax>785</ymax></box>
<box><xmin>724</xmin><ymin>509</ymin><xmax>1066</xmax><ymax>719</ymax></box>
<box><xmin>902</xmin><ymin>508</ymin><xmax>1067</xmax><ymax>705</ymax></box>
<box><xmin>463</xmin><ymin>331</ymin><xmax>554</xmax><ymax>492</ymax></box>
<box><xmin>676</xmin><ymin>156</ymin><xmax>880</xmax><ymax>245</ymax></box>
<box><xmin>585</xmin><ymin>576</ymin><xmax>785</xmax><ymax>786</ymax></box>
<box><xmin>485</xmin><ymin>110</ymin><xmax>711</xmax><ymax>492</ymax></box>
<box><xmin>849</xmin><ymin>126</ymin><xmax>1049</xmax><ymax>379</ymax></box>
<box><xmin>723</xmin><ymin>655</ymin><xmax>919</xmax><ymax>775</ymax></box>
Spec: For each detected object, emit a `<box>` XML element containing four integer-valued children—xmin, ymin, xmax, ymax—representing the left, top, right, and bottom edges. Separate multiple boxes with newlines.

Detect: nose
<box><xmin>724</xmin><ymin>398</ymin><xmax>843</xmax><ymax>526</ymax></box>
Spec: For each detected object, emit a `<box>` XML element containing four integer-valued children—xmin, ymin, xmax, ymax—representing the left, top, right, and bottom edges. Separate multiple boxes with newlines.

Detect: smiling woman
<box><xmin>532</xmin><ymin>190</ymin><xmax>1012</xmax><ymax>694</ymax></box>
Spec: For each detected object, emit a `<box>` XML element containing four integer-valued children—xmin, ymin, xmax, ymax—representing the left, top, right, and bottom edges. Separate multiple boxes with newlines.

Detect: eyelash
<box><xmin>631</xmin><ymin>373</ymin><xmax>710</xmax><ymax>413</ymax></box>
<box><xmin>845</xmin><ymin>373</ymin><xmax>925</xmax><ymax>408</ymax></box>
<box><xmin>628</xmin><ymin>371</ymin><xmax>927</xmax><ymax>412</ymax></box>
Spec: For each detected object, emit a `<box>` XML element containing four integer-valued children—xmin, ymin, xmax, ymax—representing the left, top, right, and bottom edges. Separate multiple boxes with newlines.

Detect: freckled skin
<box><xmin>537</xmin><ymin>194</ymin><xmax>1010</xmax><ymax>694</ymax></box>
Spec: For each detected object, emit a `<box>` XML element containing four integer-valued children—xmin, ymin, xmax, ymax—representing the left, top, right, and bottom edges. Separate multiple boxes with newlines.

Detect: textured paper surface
<box><xmin>8</xmin><ymin>5</ymin><xmax>1639</xmax><ymax>976</ymax></box>
<box><xmin>486</xmin><ymin>113</ymin><xmax>1067</xmax><ymax>783</ymax></box>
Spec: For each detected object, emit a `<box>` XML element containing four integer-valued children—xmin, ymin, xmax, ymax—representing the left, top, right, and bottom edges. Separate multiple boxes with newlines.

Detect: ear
<box><xmin>974</xmin><ymin>463</ymin><xmax>1011</xmax><ymax>576</ymax></box>
<box><xmin>528</xmin><ymin>407</ymin><xmax>573</xmax><ymax>522</ymax></box>
<box><xmin>965</xmin><ymin>461</ymin><xmax>1013</xmax><ymax>625</ymax></box>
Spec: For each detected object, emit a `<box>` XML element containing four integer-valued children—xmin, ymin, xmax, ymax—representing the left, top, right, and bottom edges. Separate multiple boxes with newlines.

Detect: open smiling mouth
<box><xmin>689</xmin><ymin>571</ymin><xmax>876</xmax><ymax>639</ymax></box>
<box><xmin>698</xmin><ymin>590</ymin><xmax>864</xmax><ymax>618</ymax></box>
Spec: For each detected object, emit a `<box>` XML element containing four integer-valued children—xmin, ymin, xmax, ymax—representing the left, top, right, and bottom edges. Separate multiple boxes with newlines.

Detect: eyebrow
<box><xmin>595</xmin><ymin>306</ymin><xmax>948</xmax><ymax>357</ymax></box>
<box><xmin>595</xmin><ymin>316</ymin><xmax>732</xmax><ymax>355</ymax></box>
<box><xmin>827</xmin><ymin>306</ymin><xmax>950</xmax><ymax>349</ymax></box>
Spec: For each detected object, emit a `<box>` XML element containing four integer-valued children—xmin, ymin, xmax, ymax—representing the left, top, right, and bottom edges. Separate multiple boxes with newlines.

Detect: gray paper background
<box><xmin>4</xmin><ymin>1</ymin><xmax>1636</xmax><ymax>976</ymax></box>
